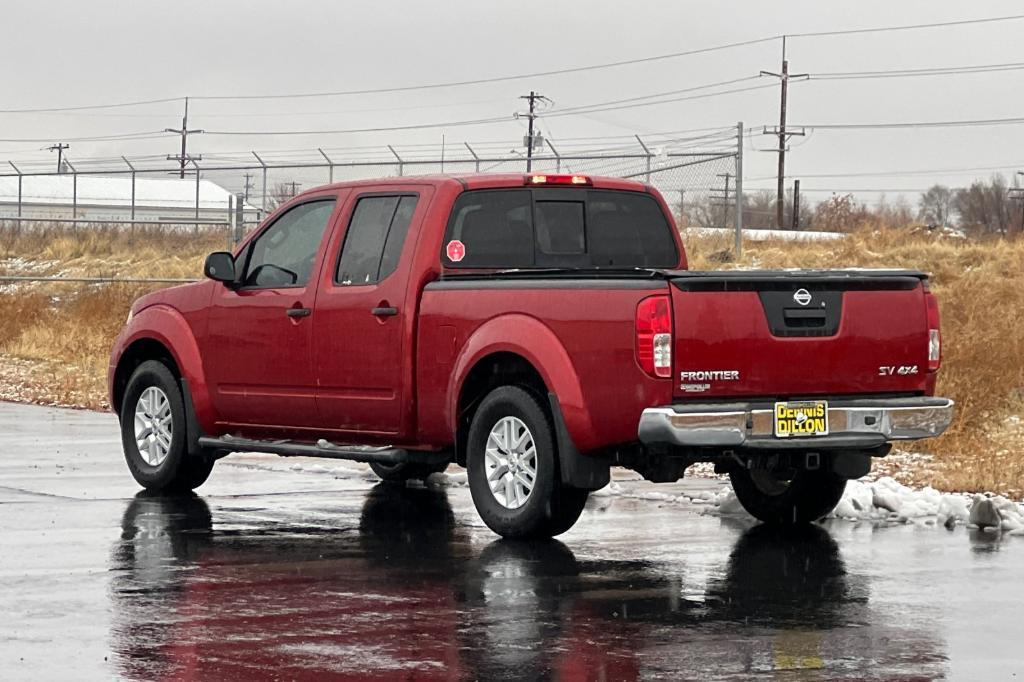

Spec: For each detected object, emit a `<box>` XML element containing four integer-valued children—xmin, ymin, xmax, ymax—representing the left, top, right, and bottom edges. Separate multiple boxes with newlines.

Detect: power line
<box><xmin>0</xmin><ymin>131</ymin><xmax>167</xmax><ymax>143</ymax></box>
<box><xmin>786</xmin><ymin>13</ymin><xmax>1024</xmax><ymax>38</ymax></box>
<box><xmin>190</xmin><ymin>37</ymin><xmax>780</xmax><ymax>102</ymax></box>
<box><xmin>202</xmin><ymin>114</ymin><xmax>513</xmax><ymax>137</ymax></box>
<box><xmin>812</xmin><ymin>61</ymin><xmax>1024</xmax><ymax>80</ymax></box>
<box><xmin>198</xmin><ymin>80</ymin><xmax>773</xmax><ymax>137</ymax></box>
<box><xmin>172</xmin><ymin>14</ymin><xmax>1024</xmax><ymax>102</ymax></box>
<box><xmin>541</xmin><ymin>75</ymin><xmax>764</xmax><ymax>115</ymax></box>
<box><xmin>541</xmin><ymin>83</ymin><xmax>780</xmax><ymax>119</ymax></box>
<box><xmin>796</xmin><ymin>115</ymin><xmax>1024</xmax><ymax>130</ymax></box>
<box><xmin>0</xmin><ymin>96</ymin><xmax>183</xmax><ymax>114</ymax></box>
<box><xmin>0</xmin><ymin>12</ymin><xmax>1018</xmax><ymax>118</ymax></box>
<box><xmin>748</xmin><ymin>160</ymin><xmax>1024</xmax><ymax>181</ymax></box>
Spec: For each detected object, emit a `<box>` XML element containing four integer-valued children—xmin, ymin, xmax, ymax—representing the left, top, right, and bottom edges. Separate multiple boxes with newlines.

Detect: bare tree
<box><xmin>875</xmin><ymin>194</ymin><xmax>915</xmax><ymax>227</ymax></box>
<box><xmin>741</xmin><ymin>190</ymin><xmax>776</xmax><ymax>229</ymax></box>
<box><xmin>918</xmin><ymin>185</ymin><xmax>953</xmax><ymax>227</ymax></box>
<box><xmin>811</xmin><ymin>193</ymin><xmax>872</xmax><ymax>232</ymax></box>
<box><xmin>266</xmin><ymin>181</ymin><xmax>300</xmax><ymax>211</ymax></box>
<box><xmin>954</xmin><ymin>175</ymin><xmax>1014</xmax><ymax>236</ymax></box>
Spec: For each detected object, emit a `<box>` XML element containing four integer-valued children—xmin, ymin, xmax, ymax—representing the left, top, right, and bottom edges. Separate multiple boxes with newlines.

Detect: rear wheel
<box><xmin>467</xmin><ymin>386</ymin><xmax>588</xmax><ymax>539</ymax></box>
<box><xmin>120</xmin><ymin>360</ymin><xmax>214</xmax><ymax>492</ymax></box>
<box><xmin>369</xmin><ymin>460</ymin><xmax>449</xmax><ymax>483</ymax></box>
<box><xmin>730</xmin><ymin>464</ymin><xmax>846</xmax><ymax>525</ymax></box>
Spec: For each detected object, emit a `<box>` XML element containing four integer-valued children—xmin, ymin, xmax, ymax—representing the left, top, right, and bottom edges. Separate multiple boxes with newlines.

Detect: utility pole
<box><xmin>518</xmin><ymin>91</ymin><xmax>549</xmax><ymax>172</ymax></box>
<box><xmin>242</xmin><ymin>173</ymin><xmax>254</xmax><ymax>203</ymax></box>
<box><xmin>761</xmin><ymin>39</ymin><xmax>807</xmax><ymax>229</ymax></box>
<box><xmin>286</xmin><ymin>181</ymin><xmax>301</xmax><ymax>198</ymax></box>
<box><xmin>792</xmin><ymin>179</ymin><xmax>801</xmax><ymax>230</ymax></box>
<box><xmin>47</xmin><ymin>143</ymin><xmax>69</xmax><ymax>173</ymax></box>
<box><xmin>712</xmin><ymin>173</ymin><xmax>733</xmax><ymax>229</ymax></box>
<box><xmin>1012</xmin><ymin>171</ymin><xmax>1024</xmax><ymax>236</ymax></box>
<box><xmin>165</xmin><ymin>97</ymin><xmax>204</xmax><ymax>178</ymax></box>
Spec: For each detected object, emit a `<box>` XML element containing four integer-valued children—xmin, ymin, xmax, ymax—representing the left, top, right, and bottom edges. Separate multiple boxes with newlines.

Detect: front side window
<box><xmin>336</xmin><ymin>194</ymin><xmax>418</xmax><ymax>285</ymax></box>
<box><xmin>243</xmin><ymin>199</ymin><xmax>336</xmax><ymax>288</ymax></box>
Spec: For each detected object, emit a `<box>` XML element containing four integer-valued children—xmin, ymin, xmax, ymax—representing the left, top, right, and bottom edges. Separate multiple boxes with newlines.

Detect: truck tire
<box><xmin>120</xmin><ymin>360</ymin><xmax>214</xmax><ymax>492</ymax></box>
<box><xmin>729</xmin><ymin>466</ymin><xmax>846</xmax><ymax>525</ymax></box>
<box><xmin>369</xmin><ymin>460</ymin><xmax>449</xmax><ymax>483</ymax></box>
<box><xmin>467</xmin><ymin>386</ymin><xmax>588</xmax><ymax>539</ymax></box>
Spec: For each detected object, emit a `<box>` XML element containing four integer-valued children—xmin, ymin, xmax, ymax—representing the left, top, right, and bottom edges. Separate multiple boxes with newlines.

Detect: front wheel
<box><xmin>729</xmin><ymin>465</ymin><xmax>846</xmax><ymax>525</ymax></box>
<box><xmin>467</xmin><ymin>386</ymin><xmax>588</xmax><ymax>539</ymax></box>
<box><xmin>120</xmin><ymin>360</ymin><xmax>214</xmax><ymax>492</ymax></box>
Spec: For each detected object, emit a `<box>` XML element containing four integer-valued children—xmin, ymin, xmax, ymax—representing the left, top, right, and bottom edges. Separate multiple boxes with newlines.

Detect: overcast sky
<box><xmin>1</xmin><ymin>0</ymin><xmax>1022</xmax><ymax>204</ymax></box>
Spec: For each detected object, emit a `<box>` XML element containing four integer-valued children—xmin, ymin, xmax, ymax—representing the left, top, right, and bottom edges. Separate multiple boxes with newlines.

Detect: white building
<box><xmin>0</xmin><ymin>174</ymin><xmax>259</xmax><ymax>223</ymax></box>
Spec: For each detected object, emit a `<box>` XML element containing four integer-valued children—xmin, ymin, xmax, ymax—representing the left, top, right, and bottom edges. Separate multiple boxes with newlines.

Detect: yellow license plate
<box><xmin>774</xmin><ymin>401</ymin><xmax>829</xmax><ymax>438</ymax></box>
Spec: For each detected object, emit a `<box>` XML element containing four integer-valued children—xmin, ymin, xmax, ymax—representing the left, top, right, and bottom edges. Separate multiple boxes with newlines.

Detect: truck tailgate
<box><xmin>670</xmin><ymin>270</ymin><xmax>931</xmax><ymax>399</ymax></box>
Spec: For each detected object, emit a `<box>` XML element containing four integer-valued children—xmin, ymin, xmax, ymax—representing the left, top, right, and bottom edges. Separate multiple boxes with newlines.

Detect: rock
<box><xmin>938</xmin><ymin>495</ymin><xmax>970</xmax><ymax>523</ymax></box>
<box><xmin>943</xmin><ymin>515</ymin><xmax>957</xmax><ymax>530</ymax></box>
<box><xmin>968</xmin><ymin>496</ymin><xmax>1002</xmax><ymax>529</ymax></box>
<box><xmin>872</xmin><ymin>487</ymin><xmax>902</xmax><ymax>514</ymax></box>
<box><xmin>716</xmin><ymin>492</ymin><xmax>747</xmax><ymax>516</ymax></box>
<box><xmin>1000</xmin><ymin>515</ymin><xmax>1023</xmax><ymax>532</ymax></box>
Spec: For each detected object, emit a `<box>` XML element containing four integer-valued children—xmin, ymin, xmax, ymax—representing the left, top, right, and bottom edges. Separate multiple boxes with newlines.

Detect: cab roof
<box><xmin>316</xmin><ymin>173</ymin><xmax>651</xmax><ymax>194</ymax></box>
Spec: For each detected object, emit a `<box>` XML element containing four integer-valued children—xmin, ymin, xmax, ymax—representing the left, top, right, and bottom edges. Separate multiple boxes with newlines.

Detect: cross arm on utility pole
<box><xmin>47</xmin><ymin>142</ymin><xmax>69</xmax><ymax>173</ymax></box>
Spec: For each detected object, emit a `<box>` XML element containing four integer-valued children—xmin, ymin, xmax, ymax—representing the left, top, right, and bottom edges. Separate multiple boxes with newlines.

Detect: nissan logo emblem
<box><xmin>793</xmin><ymin>288</ymin><xmax>812</xmax><ymax>306</ymax></box>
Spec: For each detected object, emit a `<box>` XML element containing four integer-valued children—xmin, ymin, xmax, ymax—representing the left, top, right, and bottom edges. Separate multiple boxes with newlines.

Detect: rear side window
<box><xmin>442</xmin><ymin>189</ymin><xmax>677</xmax><ymax>269</ymax></box>
<box><xmin>336</xmin><ymin>195</ymin><xmax>418</xmax><ymax>285</ymax></box>
<box><xmin>443</xmin><ymin>190</ymin><xmax>533</xmax><ymax>268</ymax></box>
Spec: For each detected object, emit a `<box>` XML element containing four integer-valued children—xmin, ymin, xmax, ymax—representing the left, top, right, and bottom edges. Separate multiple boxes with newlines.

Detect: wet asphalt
<box><xmin>1</xmin><ymin>401</ymin><xmax>1022</xmax><ymax>681</ymax></box>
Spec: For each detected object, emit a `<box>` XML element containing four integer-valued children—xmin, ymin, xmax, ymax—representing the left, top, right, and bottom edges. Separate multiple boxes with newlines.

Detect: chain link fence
<box><xmin>0</xmin><ymin>124</ymin><xmax>743</xmax><ymax>290</ymax></box>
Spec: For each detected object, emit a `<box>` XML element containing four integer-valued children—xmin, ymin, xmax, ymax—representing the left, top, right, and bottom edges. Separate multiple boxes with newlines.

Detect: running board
<box><xmin>197</xmin><ymin>435</ymin><xmax>449</xmax><ymax>466</ymax></box>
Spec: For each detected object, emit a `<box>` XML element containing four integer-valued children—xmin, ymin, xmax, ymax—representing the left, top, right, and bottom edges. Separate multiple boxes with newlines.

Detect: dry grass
<box><xmin>0</xmin><ymin>222</ymin><xmax>224</xmax><ymax>280</ymax></box>
<box><xmin>0</xmin><ymin>224</ymin><xmax>215</xmax><ymax>408</ymax></box>
<box><xmin>0</xmin><ymin>224</ymin><xmax>1022</xmax><ymax>493</ymax></box>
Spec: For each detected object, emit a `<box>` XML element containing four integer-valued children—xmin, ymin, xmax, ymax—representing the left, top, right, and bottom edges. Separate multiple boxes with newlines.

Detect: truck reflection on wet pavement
<box><xmin>109</xmin><ymin>484</ymin><xmax>947</xmax><ymax>680</ymax></box>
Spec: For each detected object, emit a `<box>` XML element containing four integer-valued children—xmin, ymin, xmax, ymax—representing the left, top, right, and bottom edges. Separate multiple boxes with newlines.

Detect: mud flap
<box><xmin>548</xmin><ymin>393</ymin><xmax>610</xmax><ymax>490</ymax></box>
<box><xmin>180</xmin><ymin>378</ymin><xmax>205</xmax><ymax>458</ymax></box>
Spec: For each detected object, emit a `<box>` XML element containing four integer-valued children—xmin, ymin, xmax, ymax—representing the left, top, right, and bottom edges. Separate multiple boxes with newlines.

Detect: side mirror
<box><xmin>204</xmin><ymin>252</ymin><xmax>236</xmax><ymax>284</ymax></box>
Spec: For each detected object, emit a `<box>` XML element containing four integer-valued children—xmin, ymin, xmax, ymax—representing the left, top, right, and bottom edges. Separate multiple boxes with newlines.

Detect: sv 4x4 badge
<box><xmin>879</xmin><ymin>365</ymin><xmax>919</xmax><ymax>376</ymax></box>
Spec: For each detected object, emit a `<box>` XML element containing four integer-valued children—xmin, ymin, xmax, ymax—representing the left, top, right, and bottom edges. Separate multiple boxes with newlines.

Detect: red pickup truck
<box><xmin>109</xmin><ymin>173</ymin><xmax>953</xmax><ymax>537</ymax></box>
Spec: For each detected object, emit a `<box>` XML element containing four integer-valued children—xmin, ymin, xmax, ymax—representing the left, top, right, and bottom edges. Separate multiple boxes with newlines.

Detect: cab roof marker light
<box><xmin>524</xmin><ymin>174</ymin><xmax>592</xmax><ymax>186</ymax></box>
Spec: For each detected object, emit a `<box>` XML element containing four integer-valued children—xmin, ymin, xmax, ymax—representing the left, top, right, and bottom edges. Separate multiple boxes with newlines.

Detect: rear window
<box><xmin>442</xmin><ymin>188</ymin><xmax>678</xmax><ymax>268</ymax></box>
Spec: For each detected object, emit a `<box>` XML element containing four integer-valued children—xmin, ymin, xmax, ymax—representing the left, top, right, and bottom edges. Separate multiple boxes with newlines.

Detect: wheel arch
<box><xmin>111</xmin><ymin>305</ymin><xmax>215</xmax><ymax>434</ymax></box>
<box><xmin>448</xmin><ymin>316</ymin><xmax>605</xmax><ymax>488</ymax></box>
<box><xmin>112</xmin><ymin>337</ymin><xmax>182</xmax><ymax>416</ymax></box>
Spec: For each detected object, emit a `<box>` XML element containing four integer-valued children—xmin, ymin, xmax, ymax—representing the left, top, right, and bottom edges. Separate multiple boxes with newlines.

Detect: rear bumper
<box><xmin>638</xmin><ymin>396</ymin><xmax>954</xmax><ymax>450</ymax></box>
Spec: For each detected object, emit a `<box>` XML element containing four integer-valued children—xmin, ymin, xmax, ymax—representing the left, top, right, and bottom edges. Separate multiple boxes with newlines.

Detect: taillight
<box><xmin>925</xmin><ymin>290</ymin><xmax>941</xmax><ymax>371</ymax></box>
<box><xmin>636</xmin><ymin>295</ymin><xmax>672</xmax><ymax>378</ymax></box>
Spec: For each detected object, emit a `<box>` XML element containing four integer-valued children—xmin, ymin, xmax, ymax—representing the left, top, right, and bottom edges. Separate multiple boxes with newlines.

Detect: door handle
<box><xmin>371</xmin><ymin>306</ymin><xmax>399</xmax><ymax>317</ymax></box>
<box><xmin>286</xmin><ymin>307</ymin><xmax>312</xmax><ymax>318</ymax></box>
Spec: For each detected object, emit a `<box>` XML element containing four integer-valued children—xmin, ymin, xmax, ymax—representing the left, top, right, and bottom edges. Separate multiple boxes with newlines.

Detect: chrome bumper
<box><xmin>638</xmin><ymin>397</ymin><xmax>954</xmax><ymax>449</ymax></box>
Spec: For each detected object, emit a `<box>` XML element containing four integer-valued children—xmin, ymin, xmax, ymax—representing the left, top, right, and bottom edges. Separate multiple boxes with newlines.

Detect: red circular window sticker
<box><xmin>446</xmin><ymin>239</ymin><xmax>466</xmax><ymax>262</ymax></box>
